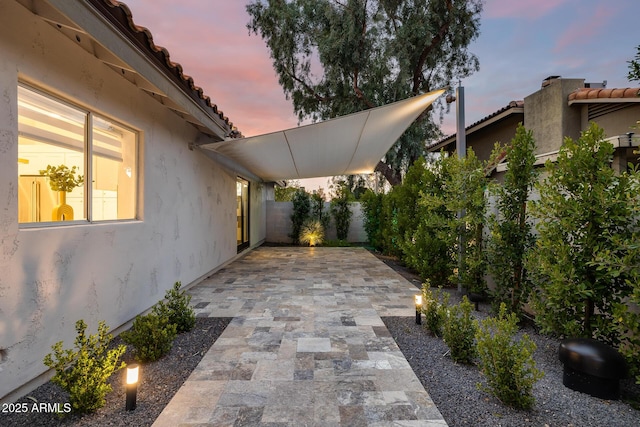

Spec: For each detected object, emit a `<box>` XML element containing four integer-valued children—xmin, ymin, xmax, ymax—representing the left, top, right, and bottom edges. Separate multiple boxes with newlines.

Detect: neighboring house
<box><xmin>0</xmin><ymin>0</ymin><xmax>269</xmax><ymax>402</ymax></box>
<box><xmin>428</xmin><ymin>76</ymin><xmax>640</xmax><ymax>175</ymax></box>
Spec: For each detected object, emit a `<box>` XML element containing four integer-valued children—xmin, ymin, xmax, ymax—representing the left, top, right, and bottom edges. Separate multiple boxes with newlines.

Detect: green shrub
<box><xmin>290</xmin><ymin>188</ymin><xmax>311</xmax><ymax>244</ymax></box>
<box><xmin>421</xmin><ymin>284</ymin><xmax>450</xmax><ymax>337</ymax></box>
<box><xmin>475</xmin><ymin>303</ymin><xmax>543</xmax><ymax>409</ymax></box>
<box><xmin>330</xmin><ymin>180</ymin><xmax>353</xmax><ymax>241</ymax></box>
<box><xmin>153</xmin><ymin>281</ymin><xmax>196</xmax><ymax>333</ymax></box>
<box><xmin>43</xmin><ymin>320</ymin><xmax>125</xmax><ymax>414</ymax></box>
<box><xmin>299</xmin><ymin>219</ymin><xmax>325</xmax><ymax>246</ymax></box>
<box><xmin>528</xmin><ymin>123</ymin><xmax>634</xmax><ymax>344</ymax></box>
<box><xmin>442</xmin><ymin>296</ymin><xmax>477</xmax><ymax>364</ymax></box>
<box><xmin>361</xmin><ymin>190</ymin><xmax>385</xmax><ymax>250</ymax></box>
<box><xmin>121</xmin><ymin>312</ymin><xmax>177</xmax><ymax>362</ymax></box>
<box><xmin>487</xmin><ymin>124</ymin><xmax>537</xmax><ymax>319</ymax></box>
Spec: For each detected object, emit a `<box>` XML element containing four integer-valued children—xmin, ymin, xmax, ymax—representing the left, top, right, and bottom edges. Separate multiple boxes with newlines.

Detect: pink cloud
<box><xmin>484</xmin><ymin>0</ymin><xmax>570</xmax><ymax>20</ymax></box>
<box><xmin>554</xmin><ymin>5</ymin><xmax>615</xmax><ymax>53</ymax></box>
<box><xmin>120</xmin><ymin>0</ymin><xmax>299</xmax><ymax>136</ymax></box>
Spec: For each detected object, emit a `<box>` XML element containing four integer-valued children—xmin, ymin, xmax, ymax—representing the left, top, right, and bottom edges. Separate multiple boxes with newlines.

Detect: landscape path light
<box><xmin>415</xmin><ymin>294</ymin><xmax>423</xmax><ymax>325</ymax></box>
<box><xmin>125</xmin><ymin>363</ymin><xmax>139</xmax><ymax>411</ymax></box>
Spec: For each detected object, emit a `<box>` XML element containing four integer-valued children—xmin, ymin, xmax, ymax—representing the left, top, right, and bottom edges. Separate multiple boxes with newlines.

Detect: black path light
<box><xmin>125</xmin><ymin>363</ymin><xmax>139</xmax><ymax>411</ymax></box>
<box><xmin>414</xmin><ymin>294</ymin><xmax>423</xmax><ymax>325</ymax></box>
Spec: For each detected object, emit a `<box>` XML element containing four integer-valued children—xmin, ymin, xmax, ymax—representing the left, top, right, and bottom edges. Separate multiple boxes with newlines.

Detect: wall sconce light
<box><xmin>125</xmin><ymin>364</ymin><xmax>139</xmax><ymax>411</ymax></box>
<box><xmin>414</xmin><ymin>294</ymin><xmax>422</xmax><ymax>325</ymax></box>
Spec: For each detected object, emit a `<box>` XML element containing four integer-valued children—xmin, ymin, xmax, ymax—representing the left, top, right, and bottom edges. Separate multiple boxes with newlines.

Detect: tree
<box><xmin>275</xmin><ymin>180</ymin><xmax>301</xmax><ymax>201</ymax></box>
<box><xmin>628</xmin><ymin>45</ymin><xmax>640</xmax><ymax>82</ymax></box>
<box><xmin>528</xmin><ymin>123</ymin><xmax>634</xmax><ymax>344</ymax></box>
<box><xmin>246</xmin><ymin>0</ymin><xmax>483</xmax><ymax>185</ymax></box>
<box><xmin>487</xmin><ymin>124</ymin><xmax>537</xmax><ymax>318</ymax></box>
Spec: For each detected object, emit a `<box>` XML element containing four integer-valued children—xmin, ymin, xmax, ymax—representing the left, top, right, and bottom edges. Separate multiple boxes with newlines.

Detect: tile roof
<box><xmin>88</xmin><ymin>0</ymin><xmax>240</xmax><ymax>135</ymax></box>
<box><xmin>427</xmin><ymin>100</ymin><xmax>524</xmax><ymax>150</ymax></box>
<box><xmin>568</xmin><ymin>87</ymin><xmax>640</xmax><ymax>102</ymax></box>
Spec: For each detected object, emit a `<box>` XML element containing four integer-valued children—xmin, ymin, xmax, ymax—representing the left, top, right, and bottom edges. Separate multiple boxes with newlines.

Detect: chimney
<box><xmin>541</xmin><ymin>75</ymin><xmax>561</xmax><ymax>88</ymax></box>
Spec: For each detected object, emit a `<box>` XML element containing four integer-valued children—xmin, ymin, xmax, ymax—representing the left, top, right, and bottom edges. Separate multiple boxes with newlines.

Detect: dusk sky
<box><xmin>121</xmin><ymin>0</ymin><xmax>638</xmax><ymax>188</ymax></box>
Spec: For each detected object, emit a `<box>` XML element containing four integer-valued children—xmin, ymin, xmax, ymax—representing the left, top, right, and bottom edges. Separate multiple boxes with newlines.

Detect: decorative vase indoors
<box><xmin>52</xmin><ymin>191</ymin><xmax>74</xmax><ymax>221</ymax></box>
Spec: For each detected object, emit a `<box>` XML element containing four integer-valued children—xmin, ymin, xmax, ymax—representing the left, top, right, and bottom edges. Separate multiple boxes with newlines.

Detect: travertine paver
<box><xmin>153</xmin><ymin>246</ymin><xmax>447</xmax><ymax>427</ymax></box>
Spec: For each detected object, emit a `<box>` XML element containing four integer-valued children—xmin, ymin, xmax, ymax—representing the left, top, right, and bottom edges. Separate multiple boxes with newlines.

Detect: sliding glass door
<box><xmin>236</xmin><ymin>178</ymin><xmax>249</xmax><ymax>252</ymax></box>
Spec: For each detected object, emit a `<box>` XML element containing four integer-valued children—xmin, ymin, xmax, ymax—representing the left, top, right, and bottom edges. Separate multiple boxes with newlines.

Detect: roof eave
<box><xmin>29</xmin><ymin>0</ymin><xmax>235</xmax><ymax>140</ymax></box>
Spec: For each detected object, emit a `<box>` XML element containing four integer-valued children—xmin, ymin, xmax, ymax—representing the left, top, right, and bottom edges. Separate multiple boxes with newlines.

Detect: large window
<box><xmin>17</xmin><ymin>84</ymin><xmax>137</xmax><ymax>224</ymax></box>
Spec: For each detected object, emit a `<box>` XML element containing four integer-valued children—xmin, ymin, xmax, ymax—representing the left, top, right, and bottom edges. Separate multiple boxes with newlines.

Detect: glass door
<box><xmin>236</xmin><ymin>178</ymin><xmax>249</xmax><ymax>252</ymax></box>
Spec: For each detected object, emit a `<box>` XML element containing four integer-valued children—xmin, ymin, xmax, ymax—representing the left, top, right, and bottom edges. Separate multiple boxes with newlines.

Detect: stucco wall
<box><xmin>266</xmin><ymin>201</ymin><xmax>367</xmax><ymax>243</ymax></box>
<box><xmin>524</xmin><ymin>78</ymin><xmax>584</xmax><ymax>155</ymax></box>
<box><xmin>0</xmin><ymin>1</ymin><xmax>264</xmax><ymax>401</ymax></box>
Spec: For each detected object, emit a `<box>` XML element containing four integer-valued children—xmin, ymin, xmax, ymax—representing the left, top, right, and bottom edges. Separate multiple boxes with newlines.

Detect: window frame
<box><xmin>17</xmin><ymin>82</ymin><xmax>140</xmax><ymax>227</ymax></box>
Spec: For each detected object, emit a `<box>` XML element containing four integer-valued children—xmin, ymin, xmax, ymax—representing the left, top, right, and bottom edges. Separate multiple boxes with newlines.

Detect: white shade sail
<box><xmin>201</xmin><ymin>89</ymin><xmax>445</xmax><ymax>181</ymax></box>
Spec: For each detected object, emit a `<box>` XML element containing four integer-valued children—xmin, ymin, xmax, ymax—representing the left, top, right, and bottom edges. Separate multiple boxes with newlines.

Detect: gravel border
<box><xmin>4</xmin><ymin>250</ymin><xmax>640</xmax><ymax>427</ymax></box>
<box><xmin>1</xmin><ymin>317</ymin><xmax>231</xmax><ymax>427</ymax></box>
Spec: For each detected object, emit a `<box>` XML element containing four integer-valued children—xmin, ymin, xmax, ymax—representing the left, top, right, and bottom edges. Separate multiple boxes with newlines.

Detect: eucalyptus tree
<box><xmin>246</xmin><ymin>0</ymin><xmax>483</xmax><ymax>185</ymax></box>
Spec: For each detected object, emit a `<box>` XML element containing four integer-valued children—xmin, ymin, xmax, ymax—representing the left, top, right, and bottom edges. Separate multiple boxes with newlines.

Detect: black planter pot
<box><xmin>466</xmin><ymin>292</ymin><xmax>485</xmax><ymax>311</ymax></box>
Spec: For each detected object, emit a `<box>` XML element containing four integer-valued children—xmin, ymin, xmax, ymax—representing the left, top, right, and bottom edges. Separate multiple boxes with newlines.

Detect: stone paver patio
<box><xmin>153</xmin><ymin>246</ymin><xmax>447</xmax><ymax>427</ymax></box>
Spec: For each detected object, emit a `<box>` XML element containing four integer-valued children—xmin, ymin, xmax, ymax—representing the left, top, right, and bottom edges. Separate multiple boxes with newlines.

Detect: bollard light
<box><xmin>414</xmin><ymin>294</ymin><xmax>422</xmax><ymax>325</ymax></box>
<box><xmin>125</xmin><ymin>364</ymin><xmax>139</xmax><ymax>411</ymax></box>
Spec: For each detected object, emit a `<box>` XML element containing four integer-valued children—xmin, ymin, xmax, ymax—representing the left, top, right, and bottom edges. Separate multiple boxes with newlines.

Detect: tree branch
<box><xmin>283</xmin><ymin>67</ymin><xmax>330</xmax><ymax>103</ymax></box>
<box><xmin>375</xmin><ymin>160</ymin><xmax>402</xmax><ymax>186</ymax></box>
<box><xmin>412</xmin><ymin>0</ymin><xmax>453</xmax><ymax>94</ymax></box>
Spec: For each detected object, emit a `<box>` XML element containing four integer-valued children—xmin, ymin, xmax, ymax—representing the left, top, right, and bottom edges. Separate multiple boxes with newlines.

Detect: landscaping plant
<box><xmin>421</xmin><ymin>284</ymin><xmax>450</xmax><ymax>337</ymax></box>
<box><xmin>528</xmin><ymin>123</ymin><xmax>635</xmax><ymax>345</ymax></box>
<box><xmin>475</xmin><ymin>303</ymin><xmax>543</xmax><ymax>410</ymax></box>
<box><xmin>487</xmin><ymin>124</ymin><xmax>538</xmax><ymax>318</ymax></box>
<box><xmin>360</xmin><ymin>189</ymin><xmax>385</xmax><ymax>251</ymax></box>
<box><xmin>43</xmin><ymin>320</ymin><xmax>126</xmax><ymax>414</ymax></box>
<box><xmin>299</xmin><ymin>219</ymin><xmax>325</xmax><ymax>246</ymax></box>
<box><xmin>329</xmin><ymin>179</ymin><xmax>353</xmax><ymax>241</ymax></box>
<box><xmin>398</xmin><ymin>156</ymin><xmax>455</xmax><ymax>285</ymax></box>
<box><xmin>442</xmin><ymin>296</ymin><xmax>477</xmax><ymax>364</ymax></box>
<box><xmin>121</xmin><ymin>312</ymin><xmax>177</xmax><ymax>362</ymax></box>
<box><xmin>153</xmin><ymin>281</ymin><xmax>196</xmax><ymax>333</ymax></box>
<box><xmin>289</xmin><ymin>188</ymin><xmax>311</xmax><ymax>244</ymax></box>
<box><xmin>443</xmin><ymin>150</ymin><xmax>488</xmax><ymax>295</ymax></box>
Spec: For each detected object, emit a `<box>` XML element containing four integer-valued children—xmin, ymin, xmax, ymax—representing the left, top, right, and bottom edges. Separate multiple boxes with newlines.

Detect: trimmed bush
<box><xmin>153</xmin><ymin>281</ymin><xmax>196</xmax><ymax>333</ymax></box>
<box><xmin>442</xmin><ymin>296</ymin><xmax>477</xmax><ymax>364</ymax></box>
<box><xmin>121</xmin><ymin>312</ymin><xmax>177</xmax><ymax>362</ymax></box>
<box><xmin>421</xmin><ymin>284</ymin><xmax>450</xmax><ymax>337</ymax></box>
<box><xmin>475</xmin><ymin>303</ymin><xmax>543</xmax><ymax>409</ymax></box>
<box><xmin>43</xmin><ymin>320</ymin><xmax>126</xmax><ymax>414</ymax></box>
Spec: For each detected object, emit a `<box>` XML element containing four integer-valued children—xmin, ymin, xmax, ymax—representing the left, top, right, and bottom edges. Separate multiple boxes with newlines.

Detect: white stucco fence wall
<box><xmin>0</xmin><ymin>1</ymin><xmax>265</xmax><ymax>401</ymax></box>
<box><xmin>266</xmin><ymin>201</ymin><xmax>367</xmax><ymax>243</ymax></box>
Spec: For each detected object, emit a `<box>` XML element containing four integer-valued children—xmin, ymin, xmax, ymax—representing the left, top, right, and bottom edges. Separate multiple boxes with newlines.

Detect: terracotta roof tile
<box><xmin>568</xmin><ymin>87</ymin><xmax>640</xmax><ymax>102</ymax></box>
<box><xmin>88</xmin><ymin>0</ymin><xmax>239</xmax><ymax>135</ymax></box>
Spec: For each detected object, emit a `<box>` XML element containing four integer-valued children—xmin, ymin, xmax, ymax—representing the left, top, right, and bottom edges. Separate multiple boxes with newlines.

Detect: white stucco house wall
<box><xmin>0</xmin><ymin>0</ymin><xmax>268</xmax><ymax>402</ymax></box>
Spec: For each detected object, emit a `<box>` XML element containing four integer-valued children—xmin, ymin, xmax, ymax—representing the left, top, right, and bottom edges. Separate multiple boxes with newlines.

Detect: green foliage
<box><xmin>39</xmin><ymin>164</ymin><xmax>84</xmax><ymax>192</ymax></box>
<box><xmin>43</xmin><ymin>320</ymin><xmax>125</xmax><ymax>414</ymax></box>
<box><xmin>399</xmin><ymin>156</ymin><xmax>455</xmax><ymax>285</ymax></box>
<box><xmin>528</xmin><ymin>123</ymin><xmax>634</xmax><ymax>345</ymax></box>
<box><xmin>290</xmin><ymin>188</ymin><xmax>311</xmax><ymax>244</ymax></box>
<box><xmin>121</xmin><ymin>312</ymin><xmax>177</xmax><ymax>363</ymax></box>
<box><xmin>443</xmin><ymin>151</ymin><xmax>488</xmax><ymax>294</ymax></box>
<box><xmin>310</xmin><ymin>189</ymin><xmax>330</xmax><ymax>230</ymax></box>
<box><xmin>590</xmin><ymin>165</ymin><xmax>640</xmax><ymax>383</ymax></box>
<box><xmin>487</xmin><ymin>124</ymin><xmax>538</xmax><ymax>318</ymax></box>
<box><xmin>442</xmin><ymin>296</ymin><xmax>477</xmax><ymax>364</ymax></box>
<box><xmin>275</xmin><ymin>180</ymin><xmax>300</xmax><ymax>201</ymax></box>
<box><xmin>360</xmin><ymin>189</ymin><xmax>385</xmax><ymax>250</ymax></box>
<box><xmin>330</xmin><ymin>180</ymin><xmax>354</xmax><ymax>240</ymax></box>
<box><xmin>299</xmin><ymin>219</ymin><xmax>325</xmax><ymax>246</ymax></box>
<box><xmin>475</xmin><ymin>303</ymin><xmax>543</xmax><ymax>410</ymax></box>
<box><xmin>153</xmin><ymin>281</ymin><xmax>196</xmax><ymax>333</ymax></box>
<box><xmin>628</xmin><ymin>45</ymin><xmax>640</xmax><ymax>82</ymax></box>
<box><xmin>246</xmin><ymin>0</ymin><xmax>483</xmax><ymax>185</ymax></box>
<box><xmin>421</xmin><ymin>284</ymin><xmax>450</xmax><ymax>337</ymax></box>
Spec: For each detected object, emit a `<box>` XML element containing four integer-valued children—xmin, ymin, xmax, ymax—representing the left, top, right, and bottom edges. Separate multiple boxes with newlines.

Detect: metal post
<box><xmin>456</xmin><ymin>85</ymin><xmax>466</xmax><ymax>295</ymax></box>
